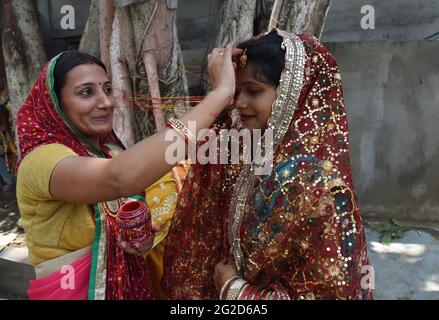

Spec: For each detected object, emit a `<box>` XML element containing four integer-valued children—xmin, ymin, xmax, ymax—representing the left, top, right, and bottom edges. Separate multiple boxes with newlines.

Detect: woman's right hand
<box><xmin>207</xmin><ymin>43</ymin><xmax>243</xmax><ymax>106</ymax></box>
<box><xmin>118</xmin><ymin>223</ymin><xmax>160</xmax><ymax>256</ymax></box>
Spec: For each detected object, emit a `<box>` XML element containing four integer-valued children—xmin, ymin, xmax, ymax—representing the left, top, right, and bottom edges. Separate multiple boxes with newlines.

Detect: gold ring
<box><xmin>219</xmin><ymin>50</ymin><xmax>224</xmax><ymax>56</ymax></box>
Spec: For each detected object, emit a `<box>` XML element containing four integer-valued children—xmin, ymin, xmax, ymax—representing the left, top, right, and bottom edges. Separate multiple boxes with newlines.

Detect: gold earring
<box><xmin>239</xmin><ymin>49</ymin><xmax>248</xmax><ymax>68</ymax></box>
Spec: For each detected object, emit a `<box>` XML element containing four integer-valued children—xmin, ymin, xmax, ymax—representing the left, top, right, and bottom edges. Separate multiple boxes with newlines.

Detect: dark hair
<box><xmin>237</xmin><ymin>30</ymin><xmax>285</xmax><ymax>87</ymax></box>
<box><xmin>53</xmin><ymin>51</ymin><xmax>107</xmax><ymax>100</ymax></box>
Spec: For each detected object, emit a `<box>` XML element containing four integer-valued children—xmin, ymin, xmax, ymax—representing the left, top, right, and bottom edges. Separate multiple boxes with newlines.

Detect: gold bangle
<box><xmin>167</xmin><ymin>117</ymin><xmax>197</xmax><ymax>145</ymax></box>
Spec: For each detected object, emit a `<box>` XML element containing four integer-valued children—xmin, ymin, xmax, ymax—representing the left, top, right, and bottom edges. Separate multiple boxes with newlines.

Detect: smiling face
<box><xmin>58</xmin><ymin>63</ymin><xmax>114</xmax><ymax>144</ymax></box>
<box><xmin>235</xmin><ymin>64</ymin><xmax>277</xmax><ymax>130</ymax></box>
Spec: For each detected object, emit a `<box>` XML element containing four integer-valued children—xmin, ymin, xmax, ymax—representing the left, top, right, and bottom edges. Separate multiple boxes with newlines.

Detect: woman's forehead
<box><xmin>64</xmin><ymin>64</ymin><xmax>109</xmax><ymax>85</ymax></box>
<box><xmin>237</xmin><ymin>64</ymin><xmax>270</xmax><ymax>86</ymax></box>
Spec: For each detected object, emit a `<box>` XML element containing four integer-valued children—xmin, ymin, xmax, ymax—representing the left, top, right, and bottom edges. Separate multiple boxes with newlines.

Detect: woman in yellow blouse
<box><xmin>16</xmin><ymin>46</ymin><xmax>239</xmax><ymax>299</ymax></box>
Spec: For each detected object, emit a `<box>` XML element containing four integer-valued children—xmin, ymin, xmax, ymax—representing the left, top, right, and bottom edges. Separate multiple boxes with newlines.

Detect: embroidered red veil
<box><xmin>162</xmin><ymin>30</ymin><xmax>373</xmax><ymax>300</ymax></box>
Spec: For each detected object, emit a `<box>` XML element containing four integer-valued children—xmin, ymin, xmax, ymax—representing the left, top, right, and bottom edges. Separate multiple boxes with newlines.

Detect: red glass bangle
<box><xmin>260</xmin><ymin>289</ymin><xmax>270</xmax><ymax>300</ymax></box>
<box><xmin>240</xmin><ymin>284</ymin><xmax>252</xmax><ymax>299</ymax></box>
<box><xmin>246</xmin><ymin>285</ymin><xmax>258</xmax><ymax>300</ymax></box>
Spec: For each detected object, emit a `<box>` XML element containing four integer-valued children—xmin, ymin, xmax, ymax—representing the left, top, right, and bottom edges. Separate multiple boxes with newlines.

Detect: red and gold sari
<box><xmin>17</xmin><ymin>53</ymin><xmax>154</xmax><ymax>300</ymax></box>
<box><xmin>162</xmin><ymin>30</ymin><xmax>373</xmax><ymax>300</ymax></box>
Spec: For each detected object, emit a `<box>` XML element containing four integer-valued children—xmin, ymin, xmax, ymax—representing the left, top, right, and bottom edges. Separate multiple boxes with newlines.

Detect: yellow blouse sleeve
<box><xmin>17</xmin><ymin>143</ymin><xmax>78</xmax><ymax>200</ymax></box>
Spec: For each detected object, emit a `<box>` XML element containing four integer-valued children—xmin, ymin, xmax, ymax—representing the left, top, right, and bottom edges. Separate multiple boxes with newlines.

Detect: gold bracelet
<box><xmin>219</xmin><ymin>276</ymin><xmax>240</xmax><ymax>300</ymax></box>
<box><xmin>225</xmin><ymin>278</ymin><xmax>247</xmax><ymax>300</ymax></box>
<box><xmin>167</xmin><ymin>117</ymin><xmax>197</xmax><ymax>145</ymax></box>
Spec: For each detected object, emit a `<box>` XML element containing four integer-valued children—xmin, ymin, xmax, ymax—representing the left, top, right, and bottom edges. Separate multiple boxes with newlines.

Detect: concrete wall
<box><xmin>322</xmin><ymin>0</ymin><xmax>439</xmax><ymax>41</ymax></box>
<box><xmin>35</xmin><ymin>0</ymin><xmax>90</xmax><ymax>58</ymax></box>
<box><xmin>326</xmin><ymin>41</ymin><xmax>439</xmax><ymax>222</ymax></box>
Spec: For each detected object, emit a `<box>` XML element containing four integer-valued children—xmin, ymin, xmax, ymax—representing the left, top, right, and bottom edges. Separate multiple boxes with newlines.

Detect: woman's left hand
<box><xmin>214</xmin><ymin>258</ymin><xmax>238</xmax><ymax>290</ymax></box>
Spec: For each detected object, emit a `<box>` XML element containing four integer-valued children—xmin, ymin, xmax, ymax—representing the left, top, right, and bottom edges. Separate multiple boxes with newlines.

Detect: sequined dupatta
<box><xmin>163</xmin><ymin>31</ymin><xmax>372</xmax><ymax>300</ymax></box>
<box><xmin>227</xmin><ymin>30</ymin><xmax>306</xmax><ymax>274</ymax></box>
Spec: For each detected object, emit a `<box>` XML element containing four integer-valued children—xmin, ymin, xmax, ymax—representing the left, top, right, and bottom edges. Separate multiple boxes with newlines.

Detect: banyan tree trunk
<box><xmin>1</xmin><ymin>0</ymin><xmax>46</xmax><ymax>120</ymax></box>
<box><xmin>79</xmin><ymin>0</ymin><xmax>101</xmax><ymax>57</ymax></box>
<box><xmin>268</xmin><ymin>0</ymin><xmax>331</xmax><ymax>37</ymax></box>
<box><xmin>80</xmin><ymin>0</ymin><xmax>132</xmax><ymax>146</ymax></box>
<box><xmin>80</xmin><ymin>0</ymin><xmax>115</xmax><ymax>72</ymax></box>
<box><xmin>254</xmin><ymin>0</ymin><xmax>275</xmax><ymax>35</ymax></box>
<box><xmin>1</xmin><ymin>0</ymin><xmax>47</xmax><ymax>155</ymax></box>
<box><xmin>109</xmin><ymin>5</ymin><xmax>137</xmax><ymax>148</ymax></box>
<box><xmin>98</xmin><ymin>0</ymin><xmax>116</xmax><ymax>74</ymax></box>
<box><xmin>102</xmin><ymin>0</ymin><xmax>188</xmax><ymax>190</ymax></box>
<box><xmin>215</xmin><ymin>0</ymin><xmax>258</xmax><ymax>47</ymax></box>
<box><xmin>128</xmin><ymin>0</ymin><xmax>187</xmax><ymax>191</ymax></box>
<box><xmin>125</xmin><ymin>0</ymin><xmax>188</xmax><ymax>138</ymax></box>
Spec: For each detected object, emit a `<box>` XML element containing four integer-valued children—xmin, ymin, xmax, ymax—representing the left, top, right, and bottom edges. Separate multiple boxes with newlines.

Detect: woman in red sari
<box><xmin>162</xmin><ymin>29</ymin><xmax>373</xmax><ymax>300</ymax></box>
<box><xmin>16</xmin><ymin>45</ymin><xmax>240</xmax><ymax>299</ymax></box>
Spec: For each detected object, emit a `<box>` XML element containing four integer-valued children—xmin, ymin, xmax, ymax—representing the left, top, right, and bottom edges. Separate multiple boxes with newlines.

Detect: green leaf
<box><xmin>382</xmin><ymin>234</ymin><xmax>392</xmax><ymax>245</ymax></box>
<box><xmin>391</xmin><ymin>218</ymin><xmax>402</xmax><ymax>227</ymax></box>
<box><xmin>372</xmin><ymin>223</ymin><xmax>392</xmax><ymax>233</ymax></box>
<box><xmin>371</xmin><ymin>225</ymin><xmax>384</xmax><ymax>233</ymax></box>
<box><xmin>394</xmin><ymin>229</ymin><xmax>404</xmax><ymax>238</ymax></box>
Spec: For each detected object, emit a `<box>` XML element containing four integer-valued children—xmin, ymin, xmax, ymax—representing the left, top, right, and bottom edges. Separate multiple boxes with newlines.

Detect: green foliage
<box><xmin>371</xmin><ymin>219</ymin><xmax>410</xmax><ymax>245</ymax></box>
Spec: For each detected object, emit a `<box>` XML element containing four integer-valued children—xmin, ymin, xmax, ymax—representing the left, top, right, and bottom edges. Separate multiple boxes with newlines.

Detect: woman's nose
<box><xmin>235</xmin><ymin>93</ymin><xmax>247</xmax><ymax>110</ymax></box>
<box><xmin>97</xmin><ymin>91</ymin><xmax>114</xmax><ymax>109</ymax></box>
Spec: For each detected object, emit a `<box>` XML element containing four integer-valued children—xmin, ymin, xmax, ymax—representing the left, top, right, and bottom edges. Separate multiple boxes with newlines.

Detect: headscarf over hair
<box><xmin>162</xmin><ymin>30</ymin><xmax>372</xmax><ymax>300</ymax></box>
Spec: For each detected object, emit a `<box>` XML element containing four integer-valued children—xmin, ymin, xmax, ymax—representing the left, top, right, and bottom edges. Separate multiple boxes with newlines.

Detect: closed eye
<box><xmin>247</xmin><ymin>88</ymin><xmax>261</xmax><ymax>97</ymax></box>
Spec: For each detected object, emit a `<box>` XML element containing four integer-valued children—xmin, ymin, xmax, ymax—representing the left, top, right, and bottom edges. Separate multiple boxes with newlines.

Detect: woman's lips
<box><xmin>240</xmin><ymin>114</ymin><xmax>256</xmax><ymax>121</ymax></box>
<box><xmin>93</xmin><ymin>114</ymin><xmax>111</xmax><ymax>122</ymax></box>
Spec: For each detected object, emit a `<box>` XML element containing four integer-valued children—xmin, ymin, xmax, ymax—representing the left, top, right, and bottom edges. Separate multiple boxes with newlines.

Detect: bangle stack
<box><xmin>166</xmin><ymin>117</ymin><xmax>197</xmax><ymax>145</ymax></box>
<box><xmin>219</xmin><ymin>276</ymin><xmax>289</xmax><ymax>300</ymax></box>
<box><xmin>219</xmin><ymin>276</ymin><xmax>240</xmax><ymax>300</ymax></box>
<box><xmin>225</xmin><ymin>278</ymin><xmax>247</xmax><ymax>300</ymax></box>
<box><xmin>219</xmin><ymin>276</ymin><xmax>256</xmax><ymax>300</ymax></box>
